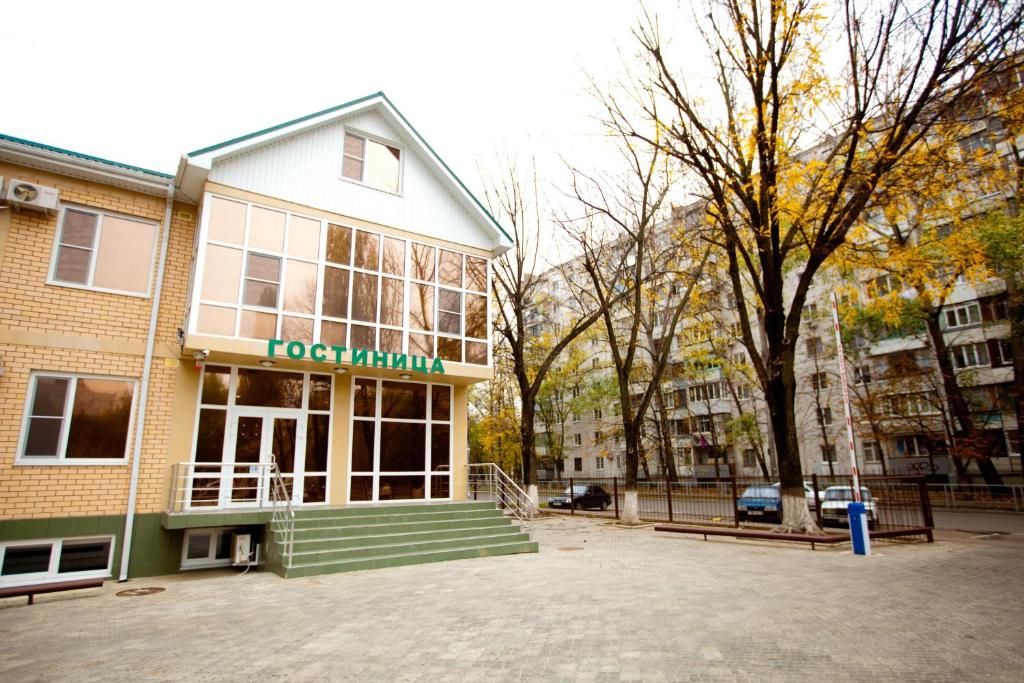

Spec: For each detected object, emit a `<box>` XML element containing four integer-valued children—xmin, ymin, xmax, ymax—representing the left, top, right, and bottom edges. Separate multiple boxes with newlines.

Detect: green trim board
<box><xmin>0</xmin><ymin>133</ymin><xmax>174</xmax><ymax>179</ymax></box>
<box><xmin>161</xmin><ymin>510</ymin><xmax>272</xmax><ymax>530</ymax></box>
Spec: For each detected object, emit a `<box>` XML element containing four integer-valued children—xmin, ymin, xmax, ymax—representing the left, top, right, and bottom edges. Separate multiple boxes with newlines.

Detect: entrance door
<box><xmin>222</xmin><ymin>410</ymin><xmax>300</xmax><ymax>507</ymax></box>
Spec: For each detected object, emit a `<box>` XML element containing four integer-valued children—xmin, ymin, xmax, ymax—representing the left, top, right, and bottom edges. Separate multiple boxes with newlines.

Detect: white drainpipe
<box><xmin>118</xmin><ymin>182</ymin><xmax>175</xmax><ymax>581</ymax></box>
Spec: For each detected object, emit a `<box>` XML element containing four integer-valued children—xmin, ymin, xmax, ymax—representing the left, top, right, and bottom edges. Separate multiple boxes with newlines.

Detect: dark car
<box><xmin>548</xmin><ymin>485</ymin><xmax>612</xmax><ymax>510</ymax></box>
<box><xmin>737</xmin><ymin>485</ymin><xmax>782</xmax><ymax>523</ymax></box>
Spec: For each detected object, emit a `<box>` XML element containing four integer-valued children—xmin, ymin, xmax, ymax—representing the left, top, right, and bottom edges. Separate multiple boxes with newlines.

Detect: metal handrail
<box><xmin>467</xmin><ymin>463</ymin><xmax>534</xmax><ymax>538</ymax></box>
<box><xmin>266</xmin><ymin>459</ymin><xmax>295</xmax><ymax>568</ymax></box>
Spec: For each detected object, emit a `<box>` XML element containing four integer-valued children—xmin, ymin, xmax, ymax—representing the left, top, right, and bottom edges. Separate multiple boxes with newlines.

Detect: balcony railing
<box><xmin>167</xmin><ymin>462</ymin><xmax>282</xmax><ymax>513</ymax></box>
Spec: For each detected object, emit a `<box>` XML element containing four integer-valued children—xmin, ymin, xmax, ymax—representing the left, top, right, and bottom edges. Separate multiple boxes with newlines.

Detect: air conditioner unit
<box><xmin>232</xmin><ymin>533</ymin><xmax>252</xmax><ymax>564</ymax></box>
<box><xmin>5</xmin><ymin>178</ymin><xmax>59</xmax><ymax>212</ymax></box>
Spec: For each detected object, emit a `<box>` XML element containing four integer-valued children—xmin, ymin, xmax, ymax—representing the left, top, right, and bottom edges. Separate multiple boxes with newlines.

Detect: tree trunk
<box><xmin>924</xmin><ymin>315</ymin><xmax>1004</xmax><ymax>486</ymax></box>
<box><xmin>519</xmin><ymin>401</ymin><xmax>539</xmax><ymax>508</ymax></box>
<box><xmin>621</xmin><ymin>419</ymin><xmax>641</xmax><ymax>524</ymax></box>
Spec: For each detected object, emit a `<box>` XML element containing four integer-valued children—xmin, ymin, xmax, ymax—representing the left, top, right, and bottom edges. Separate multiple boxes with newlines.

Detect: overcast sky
<box><xmin>0</xmin><ymin>2</ymin><xmax>697</xmax><ymax>194</ymax></box>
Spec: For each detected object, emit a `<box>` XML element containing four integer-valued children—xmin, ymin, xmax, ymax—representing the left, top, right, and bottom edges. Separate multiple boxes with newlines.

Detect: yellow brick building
<box><xmin>0</xmin><ymin>94</ymin><xmax>530</xmax><ymax>585</ymax></box>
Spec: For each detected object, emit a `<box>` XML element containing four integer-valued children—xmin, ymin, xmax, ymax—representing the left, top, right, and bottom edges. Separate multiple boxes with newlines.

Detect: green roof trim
<box><xmin>187</xmin><ymin>91</ymin><xmax>513</xmax><ymax>245</ymax></box>
<box><xmin>0</xmin><ymin>132</ymin><xmax>173</xmax><ymax>179</ymax></box>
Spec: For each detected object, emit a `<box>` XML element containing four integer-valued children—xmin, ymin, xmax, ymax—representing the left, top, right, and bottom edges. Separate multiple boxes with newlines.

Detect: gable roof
<box><xmin>180</xmin><ymin>92</ymin><xmax>512</xmax><ymax>252</ymax></box>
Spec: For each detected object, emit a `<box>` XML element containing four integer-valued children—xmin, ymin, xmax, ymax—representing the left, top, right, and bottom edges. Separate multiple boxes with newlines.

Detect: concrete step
<box><xmin>289</xmin><ymin>531</ymin><xmax>533</xmax><ymax>564</ymax></box>
<box><xmin>282</xmin><ymin>539</ymin><xmax>539</xmax><ymax>578</ymax></box>
<box><xmin>274</xmin><ymin>522</ymin><xmax>524</xmax><ymax>552</ymax></box>
<box><xmin>290</xmin><ymin>501</ymin><xmax>497</xmax><ymax>520</ymax></box>
<box><xmin>279</xmin><ymin>515</ymin><xmax>520</xmax><ymax>540</ymax></box>
<box><xmin>283</xmin><ymin>507</ymin><xmax>506</xmax><ymax>530</ymax></box>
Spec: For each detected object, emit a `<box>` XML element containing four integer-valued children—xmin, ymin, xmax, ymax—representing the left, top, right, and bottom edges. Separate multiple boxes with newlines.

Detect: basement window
<box><xmin>180</xmin><ymin>528</ymin><xmax>242</xmax><ymax>570</ymax></box>
<box><xmin>342</xmin><ymin>132</ymin><xmax>401</xmax><ymax>194</ymax></box>
<box><xmin>0</xmin><ymin>536</ymin><xmax>113</xmax><ymax>587</ymax></box>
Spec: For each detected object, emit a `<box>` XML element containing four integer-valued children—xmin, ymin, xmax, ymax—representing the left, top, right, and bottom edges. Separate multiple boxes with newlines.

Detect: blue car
<box><xmin>737</xmin><ymin>485</ymin><xmax>782</xmax><ymax>523</ymax></box>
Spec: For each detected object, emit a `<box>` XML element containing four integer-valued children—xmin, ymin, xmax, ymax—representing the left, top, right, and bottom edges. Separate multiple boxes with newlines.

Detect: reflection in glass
<box><xmin>465</xmin><ymin>255</ymin><xmax>487</xmax><ymax>292</ymax></box>
<box><xmin>379</xmin><ymin>328</ymin><xmax>402</xmax><ymax>354</ymax></box>
<box><xmin>350</xmin><ymin>476</ymin><xmax>373</xmax><ymax>501</ymax></box>
<box><xmin>321</xmin><ymin>320</ymin><xmax>347</xmax><ymax>347</ymax></box>
<box><xmin>243</xmin><ymin>254</ymin><xmax>281</xmax><ymax>307</ymax></box>
<box><xmin>326</xmin><ymin>224</ymin><xmax>352</xmax><ymax>265</ymax></box>
<box><xmin>379</xmin><ymin>475</ymin><xmax>425</xmax><ymax>500</ymax></box>
<box><xmin>272</xmin><ymin>418</ymin><xmax>297</xmax><ymax>473</ymax></box>
<box><xmin>65</xmin><ymin>378</ymin><xmax>134</xmax><ymax>458</ymax></box>
<box><xmin>287</xmin><ymin>215</ymin><xmax>321</xmax><ymax>259</ymax></box>
<box><xmin>354</xmin><ymin>230</ymin><xmax>380</xmax><ymax>271</ymax></box>
<box><xmin>303</xmin><ymin>476</ymin><xmax>327</xmax><ymax>503</ymax></box>
<box><xmin>409</xmin><ymin>283</ymin><xmax>434</xmax><ymax>331</ymax></box>
<box><xmin>351</xmin><ymin>325</ymin><xmax>375</xmax><ymax>349</ymax></box>
<box><xmin>351</xmin><ymin>272</ymin><xmax>379</xmax><ymax>322</ymax></box>
<box><xmin>437</xmin><ymin>337</ymin><xmax>462</xmax><ymax>363</ymax></box>
<box><xmin>306</xmin><ymin>414</ymin><xmax>330</xmax><ymax>471</ymax></box>
<box><xmin>197</xmin><ymin>305</ymin><xmax>236</xmax><ymax>336</ymax></box>
<box><xmin>411</xmin><ymin>243</ymin><xmax>435</xmax><ymax>281</ymax></box>
<box><xmin>32</xmin><ymin>377</ymin><xmax>69</xmax><ymax>416</ymax></box>
<box><xmin>238</xmin><ymin>310</ymin><xmax>277</xmax><ymax>340</ymax></box>
<box><xmin>62</xmin><ymin>209</ymin><xmax>98</xmax><ymax>247</ymax></box>
<box><xmin>234</xmin><ymin>416</ymin><xmax>263</xmax><ymax>464</ymax></box>
<box><xmin>58</xmin><ymin>540</ymin><xmax>111</xmax><ymax>573</ymax></box>
<box><xmin>439</xmin><ymin>250</ymin><xmax>462</xmax><ymax>287</ymax></box>
<box><xmin>235</xmin><ymin>369</ymin><xmax>303</xmax><ymax>408</ymax></box>
<box><xmin>55</xmin><ymin>247</ymin><xmax>91</xmax><ymax>284</ymax></box>
<box><xmin>1</xmin><ymin>545</ymin><xmax>52</xmax><ymax>575</ymax></box>
<box><xmin>431</xmin><ymin>424</ymin><xmax>450</xmax><ymax>470</ymax></box>
<box><xmin>380</xmin><ymin>423</ymin><xmax>426</xmax><ymax>471</ymax></box>
<box><xmin>351</xmin><ymin>421</ymin><xmax>375</xmax><ymax>471</ymax></box>
<box><xmin>323</xmin><ymin>267</ymin><xmax>350</xmax><ymax>319</ymax></box>
<box><xmin>353</xmin><ymin>378</ymin><xmax>377</xmax><ymax>417</ymax></box>
<box><xmin>409</xmin><ymin>333</ymin><xmax>433</xmax><ymax>357</ymax></box>
<box><xmin>382</xmin><ymin>237</ymin><xmax>405</xmax><ymax>276</ymax></box>
<box><xmin>438</xmin><ymin>289</ymin><xmax>462</xmax><ymax>334</ymax></box>
<box><xmin>431</xmin><ymin>385</ymin><xmax>451</xmax><ymax>421</ymax></box>
<box><xmin>381</xmin><ymin>277</ymin><xmax>404</xmax><ymax>326</ymax></box>
<box><xmin>25</xmin><ymin>417</ymin><xmax>61</xmax><ymax>457</ymax></box>
<box><xmin>465</xmin><ymin>294</ymin><xmax>487</xmax><ymax>339</ymax></box>
<box><xmin>208</xmin><ymin>197</ymin><xmax>246</xmax><ymax>245</ymax></box>
<box><xmin>309</xmin><ymin>375</ymin><xmax>332</xmax><ymax>411</ymax></box>
<box><xmin>281</xmin><ymin>316</ymin><xmax>313</xmax><ymax>343</ymax></box>
<box><xmin>248</xmin><ymin>206</ymin><xmax>286</xmax><ymax>252</ymax></box>
<box><xmin>381</xmin><ymin>381</ymin><xmax>427</xmax><ymax>420</ymax></box>
<box><xmin>93</xmin><ymin>216</ymin><xmax>157</xmax><ymax>293</ymax></box>
<box><xmin>284</xmin><ymin>260</ymin><xmax>317</xmax><ymax>314</ymax></box>
<box><xmin>201</xmin><ymin>366</ymin><xmax>230</xmax><ymax>404</ymax></box>
<box><xmin>195</xmin><ymin>409</ymin><xmax>227</xmax><ymax>462</ymax></box>
<box><xmin>466</xmin><ymin>341</ymin><xmax>488</xmax><ymax>365</ymax></box>
<box><xmin>201</xmin><ymin>245</ymin><xmax>242</xmax><ymax>304</ymax></box>
<box><xmin>431</xmin><ymin>475</ymin><xmax>451</xmax><ymax>499</ymax></box>
<box><xmin>365</xmin><ymin>140</ymin><xmax>401</xmax><ymax>193</ymax></box>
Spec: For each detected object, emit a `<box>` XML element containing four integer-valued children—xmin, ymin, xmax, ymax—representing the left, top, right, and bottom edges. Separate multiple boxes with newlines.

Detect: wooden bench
<box><xmin>654</xmin><ymin>524</ymin><xmax>849</xmax><ymax>549</ymax></box>
<box><xmin>0</xmin><ymin>578</ymin><xmax>105</xmax><ymax>605</ymax></box>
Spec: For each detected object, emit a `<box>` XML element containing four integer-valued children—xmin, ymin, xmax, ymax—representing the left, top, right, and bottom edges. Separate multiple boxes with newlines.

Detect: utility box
<box><xmin>232</xmin><ymin>533</ymin><xmax>252</xmax><ymax>565</ymax></box>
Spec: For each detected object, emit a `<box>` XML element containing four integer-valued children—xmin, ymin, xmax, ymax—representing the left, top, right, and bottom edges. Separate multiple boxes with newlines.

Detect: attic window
<box><xmin>342</xmin><ymin>132</ymin><xmax>401</xmax><ymax>194</ymax></box>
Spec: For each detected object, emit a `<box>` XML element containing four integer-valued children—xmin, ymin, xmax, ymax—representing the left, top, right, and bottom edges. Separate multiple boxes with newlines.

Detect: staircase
<box><xmin>264</xmin><ymin>501</ymin><xmax>537</xmax><ymax>578</ymax></box>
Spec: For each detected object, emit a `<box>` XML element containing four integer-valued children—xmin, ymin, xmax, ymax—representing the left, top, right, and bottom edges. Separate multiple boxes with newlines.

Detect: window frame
<box><xmin>16</xmin><ymin>371</ymin><xmax>137</xmax><ymax>466</ymax></box>
<box><xmin>47</xmin><ymin>204</ymin><xmax>159</xmax><ymax>298</ymax></box>
<box><xmin>0</xmin><ymin>535</ymin><xmax>115</xmax><ymax>587</ymax></box>
<box><xmin>340</xmin><ymin>129</ymin><xmax>404</xmax><ymax>196</ymax></box>
<box><xmin>942</xmin><ymin>302</ymin><xmax>982</xmax><ymax>330</ymax></box>
<box><xmin>950</xmin><ymin>342</ymin><xmax>990</xmax><ymax>370</ymax></box>
<box><xmin>180</xmin><ymin>527</ymin><xmax>244</xmax><ymax>570</ymax></box>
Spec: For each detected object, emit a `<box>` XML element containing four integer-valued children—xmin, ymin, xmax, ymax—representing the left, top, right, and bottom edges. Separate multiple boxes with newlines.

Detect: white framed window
<box><xmin>853</xmin><ymin>365</ymin><xmax>871</xmax><ymax>385</ymax></box>
<box><xmin>950</xmin><ymin>342</ymin><xmax>990</xmax><ymax>369</ymax></box>
<box><xmin>942</xmin><ymin>302</ymin><xmax>981</xmax><ymax>329</ymax></box>
<box><xmin>572</xmin><ymin>413</ymin><xmax>580</xmax><ymax>423</ymax></box>
<box><xmin>573</xmin><ymin>433</ymin><xmax>582</xmax><ymax>447</ymax></box>
<box><xmin>17</xmin><ymin>372</ymin><xmax>136</xmax><ymax>464</ymax></box>
<box><xmin>693</xmin><ymin>415</ymin><xmax>714</xmax><ymax>433</ymax></box>
<box><xmin>895</xmin><ymin>435</ymin><xmax>930</xmax><ymax>457</ymax></box>
<box><xmin>810</xmin><ymin>372</ymin><xmax>829</xmax><ymax>390</ymax></box>
<box><xmin>180</xmin><ymin>527</ymin><xmax>243</xmax><ymax>570</ymax></box>
<box><xmin>817</xmin><ymin>406</ymin><xmax>833</xmax><ymax>427</ymax></box>
<box><xmin>821</xmin><ymin>444</ymin><xmax>837</xmax><ymax>462</ymax></box>
<box><xmin>688</xmin><ymin>382</ymin><xmax>724</xmax><ymax>403</ymax></box>
<box><xmin>0</xmin><ymin>536</ymin><xmax>114</xmax><ymax>587</ymax></box>
<box><xmin>862</xmin><ymin>441</ymin><xmax>881</xmax><ymax>463</ymax></box>
<box><xmin>573</xmin><ymin>457</ymin><xmax>583</xmax><ymax>471</ymax></box>
<box><xmin>742</xmin><ymin>448</ymin><xmax>756</xmax><ymax>468</ymax></box>
<box><xmin>49</xmin><ymin>205</ymin><xmax>158</xmax><ymax>297</ymax></box>
<box><xmin>341</xmin><ymin>131</ymin><xmax>402</xmax><ymax>194</ymax></box>
<box><xmin>997</xmin><ymin>339</ymin><xmax>1013</xmax><ymax>365</ymax></box>
<box><xmin>594</xmin><ymin>408</ymin><xmax>602</xmax><ymax>420</ymax></box>
<box><xmin>595</xmin><ymin>456</ymin><xmax>605</xmax><ymax>470</ymax></box>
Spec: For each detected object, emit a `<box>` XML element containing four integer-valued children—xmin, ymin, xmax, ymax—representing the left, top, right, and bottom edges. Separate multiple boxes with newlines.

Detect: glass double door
<box><xmin>206</xmin><ymin>409</ymin><xmax>326</xmax><ymax>508</ymax></box>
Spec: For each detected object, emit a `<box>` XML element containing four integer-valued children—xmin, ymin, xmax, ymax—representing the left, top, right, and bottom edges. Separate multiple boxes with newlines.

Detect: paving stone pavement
<box><xmin>1</xmin><ymin>514</ymin><xmax>1023</xmax><ymax>682</ymax></box>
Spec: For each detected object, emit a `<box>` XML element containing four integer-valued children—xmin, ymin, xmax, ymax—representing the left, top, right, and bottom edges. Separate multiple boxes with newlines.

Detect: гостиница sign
<box><xmin>267</xmin><ymin>338</ymin><xmax>446</xmax><ymax>375</ymax></box>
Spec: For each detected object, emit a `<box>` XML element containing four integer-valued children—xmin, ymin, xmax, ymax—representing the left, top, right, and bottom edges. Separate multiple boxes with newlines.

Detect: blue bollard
<box><xmin>847</xmin><ymin>501</ymin><xmax>871</xmax><ymax>556</ymax></box>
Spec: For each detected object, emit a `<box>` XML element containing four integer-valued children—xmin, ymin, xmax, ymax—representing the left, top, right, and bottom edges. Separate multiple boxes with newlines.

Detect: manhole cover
<box><xmin>559</xmin><ymin>546</ymin><xmax>584</xmax><ymax>551</ymax></box>
<box><xmin>115</xmin><ymin>587</ymin><xmax>166</xmax><ymax>597</ymax></box>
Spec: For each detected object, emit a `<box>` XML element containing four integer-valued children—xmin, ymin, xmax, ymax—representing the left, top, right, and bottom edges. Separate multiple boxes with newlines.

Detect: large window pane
<box><xmin>1</xmin><ymin>545</ymin><xmax>52</xmax><ymax>575</ymax></box>
<box><xmin>238</xmin><ymin>310</ymin><xmax>277</xmax><ymax>340</ymax></box>
<box><xmin>200</xmin><ymin>245</ymin><xmax>242</xmax><ymax>304</ymax></box>
<box><xmin>353</xmin><ymin>378</ymin><xmax>377</xmax><ymax>417</ymax></box>
<box><xmin>303</xmin><ymin>476</ymin><xmax>327</xmax><ymax>504</ymax></box>
<box><xmin>365</xmin><ymin>140</ymin><xmax>401</xmax><ymax>194</ymax></box>
<box><xmin>409</xmin><ymin>333</ymin><xmax>433</xmax><ymax>357</ymax></box>
<box><xmin>380</xmin><ymin>328</ymin><xmax>402</xmax><ymax>354</ymax></box>
<box><xmin>351</xmin><ymin>421</ymin><xmax>375</xmax><ymax>471</ymax></box>
<box><xmin>431</xmin><ymin>475</ymin><xmax>450</xmax><ymax>499</ymax></box>
<box><xmin>354</xmin><ymin>230</ymin><xmax>380</xmax><ymax>271</ymax></box>
<box><xmin>351</xmin><ymin>272</ymin><xmax>379</xmax><ymax>322</ymax></box>
<box><xmin>379</xmin><ymin>475</ymin><xmax>424</xmax><ymax>500</ymax></box>
<box><xmin>321</xmin><ymin>320</ymin><xmax>347</xmax><ymax>347</ymax></box>
<box><xmin>287</xmin><ymin>215</ymin><xmax>321</xmax><ymax>259</ymax></box>
<box><xmin>272</xmin><ymin>418</ymin><xmax>297</xmax><ymax>473</ymax></box>
<box><xmin>381</xmin><ymin>381</ymin><xmax>427</xmax><ymax>420</ymax></box>
<box><xmin>92</xmin><ymin>216</ymin><xmax>156</xmax><ymax>293</ymax></box>
<box><xmin>65</xmin><ymin>379</ymin><xmax>134</xmax><ymax>459</ymax></box>
<box><xmin>58</xmin><ymin>539</ymin><xmax>111</xmax><ymax>573</ymax></box>
<box><xmin>466</xmin><ymin>341</ymin><xmax>487</xmax><ymax>365</ymax></box>
<box><xmin>197</xmin><ymin>305</ymin><xmax>237</xmax><ymax>336</ymax></box>
<box><xmin>306</xmin><ymin>413</ymin><xmax>331</xmax><ymax>470</ymax></box>
<box><xmin>25</xmin><ymin>418</ymin><xmax>62</xmax><ymax>457</ymax></box>
<box><xmin>249</xmin><ymin>206</ymin><xmax>286</xmax><ymax>252</ymax></box>
<box><xmin>438</xmin><ymin>289</ymin><xmax>462</xmax><ymax>335</ymax></box>
<box><xmin>243</xmin><ymin>254</ymin><xmax>281</xmax><ymax>307</ymax></box>
<box><xmin>326</xmin><ymin>224</ymin><xmax>352</xmax><ymax>265</ymax></box>
<box><xmin>381</xmin><ymin>277</ymin><xmax>404</xmax><ymax>326</ymax></box>
<box><xmin>431</xmin><ymin>424</ymin><xmax>450</xmax><ymax>471</ymax></box>
<box><xmin>342</xmin><ymin>134</ymin><xmax>365</xmax><ymax>182</ymax></box>
<box><xmin>32</xmin><ymin>377</ymin><xmax>69</xmax><ymax>416</ymax></box>
<box><xmin>431</xmin><ymin>385</ymin><xmax>451</xmax><ymax>421</ymax></box>
<box><xmin>437</xmin><ymin>337</ymin><xmax>462</xmax><ymax>363</ymax></box>
<box><xmin>61</xmin><ymin>209</ymin><xmax>98</xmax><ymax>247</ymax></box>
<box><xmin>409</xmin><ymin>283</ymin><xmax>434</xmax><ymax>330</ymax></box>
<box><xmin>439</xmin><ymin>250</ymin><xmax>462</xmax><ymax>287</ymax></box>
<box><xmin>323</xmin><ymin>267</ymin><xmax>350</xmax><ymax>319</ymax></box>
<box><xmin>201</xmin><ymin>366</ymin><xmax>230</xmax><ymax>404</ymax></box>
<box><xmin>351</xmin><ymin>324</ymin><xmax>375</xmax><ymax>349</ymax></box>
<box><xmin>466</xmin><ymin>255</ymin><xmax>487</xmax><ymax>292</ymax></box>
<box><xmin>208</xmin><ymin>197</ymin><xmax>246</xmax><ymax>245</ymax></box>
<box><xmin>411</xmin><ymin>243</ymin><xmax>435</xmax><ymax>281</ymax></box>
<box><xmin>55</xmin><ymin>247</ymin><xmax>91</xmax><ymax>284</ymax></box>
<box><xmin>380</xmin><ymin>423</ymin><xmax>426</xmax><ymax>472</ymax></box>
<box><xmin>350</xmin><ymin>476</ymin><xmax>373</xmax><ymax>501</ymax></box>
<box><xmin>465</xmin><ymin>294</ymin><xmax>487</xmax><ymax>339</ymax></box>
<box><xmin>309</xmin><ymin>375</ymin><xmax>332</xmax><ymax>411</ymax></box>
<box><xmin>195</xmin><ymin>409</ymin><xmax>227</xmax><ymax>462</ymax></box>
<box><xmin>235</xmin><ymin>369</ymin><xmax>303</xmax><ymax>408</ymax></box>
<box><xmin>284</xmin><ymin>260</ymin><xmax>317</xmax><ymax>314</ymax></box>
<box><xmin>281</xmin><ymin>316</ymin><xmax>313</xmax><ymax>343</ymax></box>
<box><xmin>382</xmin><ymin>237</ymin><xmax>405</xmax><ymax>276</ymax></box>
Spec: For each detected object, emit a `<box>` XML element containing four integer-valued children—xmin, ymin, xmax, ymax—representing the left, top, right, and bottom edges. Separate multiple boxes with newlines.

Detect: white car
<box><xmin>771</xmin><ymin>481</ymin><xmax>820</xmax><ymax>510</ymax></box>
<box><xmin>819</xmin><ymin>486</ymin><xmax>878</xmax><ymax>530</ymax></box>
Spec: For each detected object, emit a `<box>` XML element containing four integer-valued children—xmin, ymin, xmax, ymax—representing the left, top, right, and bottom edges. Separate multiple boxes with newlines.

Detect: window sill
<box><xmin>46</xmin><ymin>279</ymin><xmax>151</xmax><ymax>300</ymax></box>
<box><xmin>339</xmin><ymin>175</ymin><xmax>403</xmax><ymax>198</ymax></box>
<box><xmin>14</xmin><ymin>458</ymin><xmax>130</xmax><ymax>467</ymax></box>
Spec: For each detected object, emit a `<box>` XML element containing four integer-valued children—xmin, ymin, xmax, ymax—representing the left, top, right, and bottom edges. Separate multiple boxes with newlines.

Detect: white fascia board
<box><xmin>0</xmin><ymin>142</ymin><xmax>171</xmax><ymax>196</ymax></box>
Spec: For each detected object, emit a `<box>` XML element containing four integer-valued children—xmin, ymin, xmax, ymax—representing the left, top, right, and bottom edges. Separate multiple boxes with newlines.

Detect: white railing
<box><xmin>267</xmin><ymin>461</ymin><xmax>295</xmax><ymax>569</ymax></box>
<box><xmin>167</xmin><ymin>462</ymin><xmax>282</xmax><ymax>512</ymax></box>
<box><xmin>467</xmin><ymin>463</ymin><xmax>534</xmax><ymax>537</ymax></box>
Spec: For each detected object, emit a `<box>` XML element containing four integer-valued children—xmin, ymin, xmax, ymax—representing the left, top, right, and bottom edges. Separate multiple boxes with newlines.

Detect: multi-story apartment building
<box><xmin>0</xmin><ymin>93</ymin><xmax>539</xmax><ymax>588</ymax></box>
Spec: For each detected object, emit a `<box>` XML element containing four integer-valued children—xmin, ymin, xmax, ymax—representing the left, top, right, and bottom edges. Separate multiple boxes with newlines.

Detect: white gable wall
<box><xmin>207</xmin><ymin>108</ymin><xmax>497</xmax><ymax>252</ymax></box>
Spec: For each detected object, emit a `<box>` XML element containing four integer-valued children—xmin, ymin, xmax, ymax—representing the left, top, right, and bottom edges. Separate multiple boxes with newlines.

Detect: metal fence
<box><xmin>927</xmin><ymin>483</ymin><xmax>1024</xmax><ymax>512</ymax></box>
<box><xmin>536</xmin><ymin>474</ymin><xmax>933</xmax><ymax>541</ymax></box>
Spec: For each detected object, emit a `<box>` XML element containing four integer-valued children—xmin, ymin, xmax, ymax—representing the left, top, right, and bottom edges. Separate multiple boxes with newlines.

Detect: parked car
<box><xmin>548</xmin><ymin>485</ymin><xmax>612</xmax><ymax>510</ymax></box>
<box><xmin>771</xmin><ymin>481</ymin><xmax>820</xmax><ymax>510</ymax></box>
<box><xmin>820</xmin><ymin>486</ymin><xmax>878</xmax><ymax>530</ymax></box>
<box><xmin>737</xmin><ymin>485</ymin><xmax>783</xmax><ymax>523</ymax></box>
